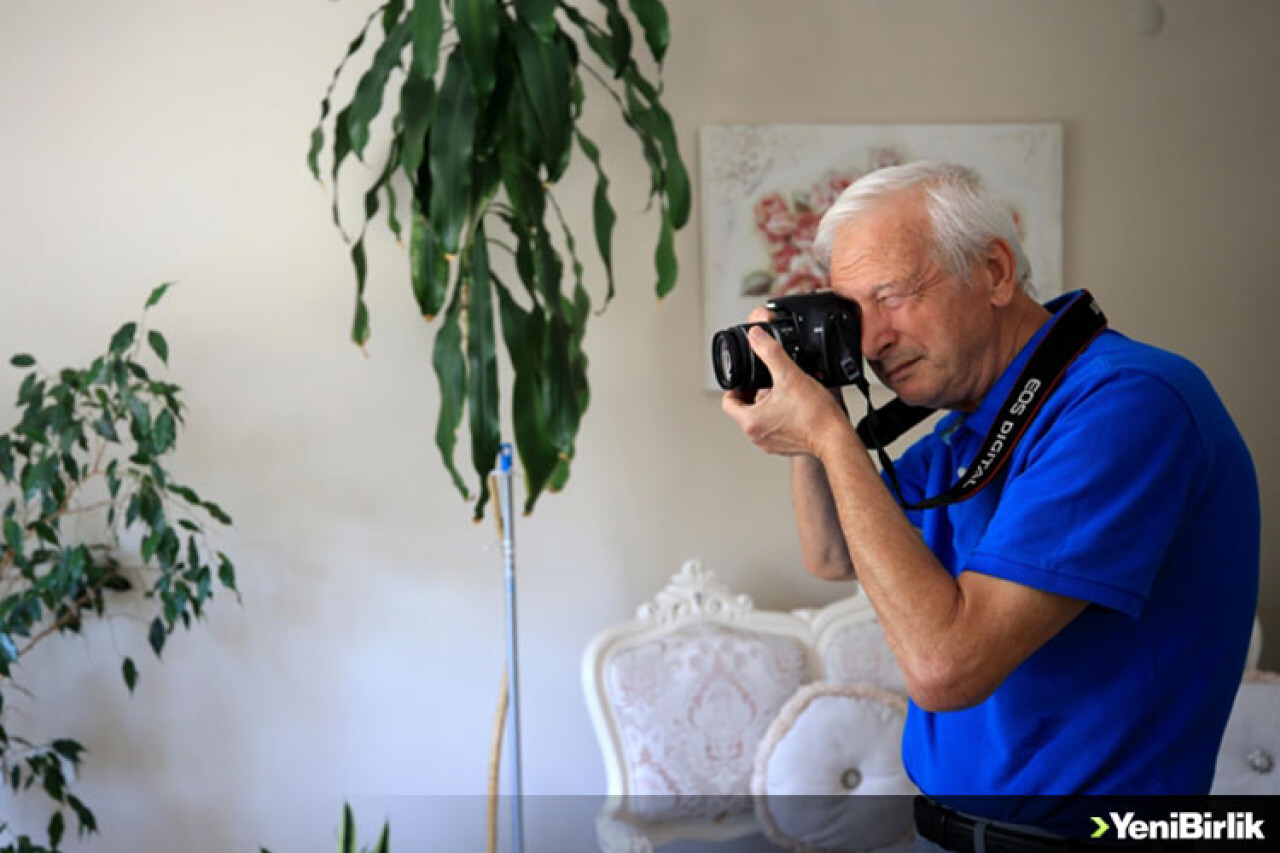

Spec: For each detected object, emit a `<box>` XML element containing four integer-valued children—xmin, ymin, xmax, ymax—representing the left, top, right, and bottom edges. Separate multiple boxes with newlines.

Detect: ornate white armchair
<box><xmin>581</xmin><ymin>560</ymin><xmax>915</xmax><ymax>852</ymax></box>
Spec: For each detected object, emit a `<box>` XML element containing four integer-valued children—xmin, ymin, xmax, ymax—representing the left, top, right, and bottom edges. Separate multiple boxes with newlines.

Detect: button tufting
<box><xmin>1247</xmin><ymin>749</ymin><xmax>1274</xmax><ymax>774</ymax></box>
<box><xmin>841</xmin><ymin>768</ymin><xmax>862</xmax><ymax>791</ymax></box>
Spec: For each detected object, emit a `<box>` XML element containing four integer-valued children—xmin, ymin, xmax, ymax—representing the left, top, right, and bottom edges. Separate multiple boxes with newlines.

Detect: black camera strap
<box><xmin>853</xmin><ymin>290</ymin><xmax>1108</xmax><ymax>511</ymax></box>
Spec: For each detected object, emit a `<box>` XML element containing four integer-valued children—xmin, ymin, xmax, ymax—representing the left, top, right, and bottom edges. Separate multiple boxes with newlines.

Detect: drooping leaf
<box><xmin>48</xmin><ymin>809</ymin><xmax>65</xmax><ymax>848</ymax></box>
<box><xmin>596</xmin><ymin>0</ymin><xmax>634</xmax><ymax>78</ymax></box>
<box><xmin>431</xmin><ymin>283</ymin><xmax>471</xmax><ymax>498</ymax></box>
<box><xmin>429</xmin><ymin>49</ymin><xmax>478</xmax><ymax>255</ymax></box>
<box><xmin>514</xmin><ymin>0</ymin><xmax>556</xmax><ymax>38</ymax></box>
<box><xmin>465</xmin><ymin>228</ymin><xmax>501</xmax><ymax>519</ymax></box>
<box><xmin>514</xmin><ymin>22</ymin><xmax>573</xmax><ymax>181</ymax></box>
<box><xmin>345</xmin><ymin>13</ymin><xmax>412</xmax><ymax>159</ymax></box>
<box><xmin>148</xmin><ymin>617</ymin><xmax>166</xmax><ymax>658</ymax></box>
<box><xmin>575</xmin><ymin>131</ymin><xmax>617</xmax><ymax>304</ymax></box>
<box><xmin>655</xmin><ymin>201</ymin><xmax>677</xmax><ymax>300</ymax></box>
<box><xmin>410</xmin><ymin>0</ymin><xmax>444</xmax><ymax>77</ymax></box>
<box><xmin>494</xmin><ymin>281</ymin><xmax>557</xmax><ymax>512</ymax></box>
<box><xmin>410</xmin><ymin>214</ymin><xmax>449</xmax><ymax>319</ymax></box>
<box><xmin>350</xmin><ymin>239</ymin><xmax>371</xmax><ymax>346</ymax></box>
<box><xmin>122</xmin><ymin>657</ymin><xmax>138</xmax><ymax>692</ymax></box>
<box><xmin>455</xmin><ymin>0</ymin><xmax>502</xmax><ymax>101</ymax></box>
<box><xmin>627</xmin><ymin>0</ymin><xmax>671</xmax><ymax>64</ymax></box>
<box><xmin>308</xmin><ymin>3</ymin><xmax>387</xmax><ymax>179</ymax></box>
<box><xmin>398</xmin><ymin>70</ymin><xmax>436</xmax><ymax>179</ymax></box>
<box><xmin>10</xmin><ymin>354</ymin><xmax>34</xmax><ymax>367</ymax></box>
<box><xmin>147</xmin><ymin>330</ymin><xmax>169</xmax><ymax>365</ymax></box>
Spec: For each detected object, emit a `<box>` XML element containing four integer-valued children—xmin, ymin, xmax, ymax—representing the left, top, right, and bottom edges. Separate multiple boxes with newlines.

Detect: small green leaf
<box><xmin>10</xmin><ymin>354</ymin><xmax>35</xmax><ymax>367</ymax></box>
<box><xmin>123</xmin><ymin>657</ymin><xmax>139</xmax><ymax>692</ymax></box>
<box><xmin>350</xmin><ymin>239</ymin><xmax>370</xmax><ymax>347</ymax></box>
<box><xmin>410</xmin><ymin>0</ymin><xmax>444</xmax><ymax>77</ymax></box>
<box><xmin>374</xmin><ymin>821</ymin><xmax>391</xmax><ymax>853</ymax></box>
<box><xmin>48</xmin><ymin>809</ymin><xmax>65</xmax><ymax>848</ymax></box>
<box><xmin>145</xmin><ymin>281</ymin><xmax>175</xmax><ymax>308</ymax></box>
<box><xmin>147</xmin><ymin>330</ymin><xmax>169</xmax><ymax>365</ymax></box>
<box><xmin>109</xmin><ymin>322</ymin><xmax>137</xmax><ymax>355</ymax></box>
<box><xmin>202</xmin><ymin>499</ymin><xmax>233</xmax><ymax>526</ymax></box>
<box><xmin>0</xmin><ymin>633</ymin><xmax>17</xmax><ymax>665</ymax></box>
<box><xmin>148</xmin><ymin>617</ymin><xmax>166</xmax><ymax>658</ymax></box>
<box><xmin>217</xmin><ymin>554</ymin><xmax>237</xmax><ymax>592</ymax></box>
<box><xmin>345</xmin><ymin>17</ymin><xmax>412</xmax><ymax>159</ymax></box>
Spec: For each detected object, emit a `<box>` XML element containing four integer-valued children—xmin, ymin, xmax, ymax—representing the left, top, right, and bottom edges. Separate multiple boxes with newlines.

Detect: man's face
<box><xmin>828</xmin><ymin>192</ymin><xmax>997</xmax><ymax>411</ymax></box>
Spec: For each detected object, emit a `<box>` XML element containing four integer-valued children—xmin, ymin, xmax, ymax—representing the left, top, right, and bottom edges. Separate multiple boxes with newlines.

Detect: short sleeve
<box><xmin>965</xmin><ymin>372</ymin><xmax>1205</xmax><ymax>618</ymax></box>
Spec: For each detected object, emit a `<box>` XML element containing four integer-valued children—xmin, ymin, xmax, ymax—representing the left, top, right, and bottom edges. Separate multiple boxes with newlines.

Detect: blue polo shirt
<box><xmin>887</xmin><ymin>291</ymin><xmax>1259</xmax><ymax>832</ymax></box>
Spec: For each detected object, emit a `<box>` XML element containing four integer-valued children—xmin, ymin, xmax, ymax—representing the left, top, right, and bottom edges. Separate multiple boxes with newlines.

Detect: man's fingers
<box><xmin>748</xmin><ymin>327</ymin><xmax>792</xmax><ymax>376</ymax></box>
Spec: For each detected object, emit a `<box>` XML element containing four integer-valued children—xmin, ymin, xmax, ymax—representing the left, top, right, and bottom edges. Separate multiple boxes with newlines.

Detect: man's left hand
<box><xmin>721</xmin><ymin>327</ymin><xmax>853</xmax><ymax>458</ymax></box>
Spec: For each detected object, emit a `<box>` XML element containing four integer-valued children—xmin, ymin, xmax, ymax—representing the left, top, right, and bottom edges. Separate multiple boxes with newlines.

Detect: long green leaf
<box><xmin>627</xmin><ymin>0</ymin><xmax>670</xmax><ymax>64</ymax></box>
<box><xmin>398</xmin><ymin>71</ymin><xmax>436</xmax><ymax>179</ymax></box>
<box><xmin>493</xmin><ymin>280</ymin><xmax>557</xmax><ymax>512</ymax></box>
<box><xmin>432</xmin><ymin>281</ymin><xmax>470</xmax><ymax>499</ymax></box>
<box><xmin>455</xmin><ymin>0</ymin><xmax>502</xmax><ymax>101</ymax></box>
<box><xmin>429</xmin><ymin>49</ymin><xmax>478</xmax><ymax>255</ymax></box>
<box><xmin>596</xmin><ymin>0</ymin><xmax>634</xmax><ymax>78</ymax></box>
<box><xmin>575</xmin><ymin>131</ymin><xmax>617</xmax><ymax>304</ymax></box>
<box><xmin>626</xmin><ymin>70</ymin><xmax>690</xmax><ymax>228</ymax></box>
<box><xmin>410</xmin><ymin>214</ymin><xmax>449</xmax><ymax>319</ymax></box>
<box><xmin>307</xmin><ymin>2</ymin><xmax>390</xmax><ymax>180</ymax></box>
<box><xmin>340</xmin><ymin>804</ymin><xmax>356</xmax><ymax>853</ymax></box>
<box><xmin>350</xmin><ymin>239</ymin><xmax>371</xmax><ymax>346</ymax></box>
<box><xmin>466</xmin><ymin>229</ymin><xmax>501</xmax><ymax>520</ymax></box>
<box><xmin>346</xmin><ymin>14</ymin><xmax>412</xmax><ymax>159</ymax></box>
<box><xmin>655</xmin><ymin>201</ymin><xmax>677</xmax><ymax>300</ymax></box>
<box><xmin>514</xmin><ymin>0</ymin><xmax>556</xmax><ymax>38</ymax></box>
<box><xmin>514</xmin><ymin>23</ymin><xmax>573</xmax><ymax>181</ymax></box>
<box><xmin>410</xmin><ymin>0</ymin><xmax>444</xmax><ymax>77</ymax></box>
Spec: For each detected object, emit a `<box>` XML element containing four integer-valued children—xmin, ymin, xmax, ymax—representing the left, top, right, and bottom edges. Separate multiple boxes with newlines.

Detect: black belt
<box><xmin>913</xmin><ymin>797</ymin><xmax>1147</xmax><ymax>853</ymax></box>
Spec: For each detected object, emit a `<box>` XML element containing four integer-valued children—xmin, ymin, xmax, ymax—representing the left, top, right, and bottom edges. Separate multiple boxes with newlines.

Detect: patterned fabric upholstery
<box><xmin>820</xmin><ymin>618</ymin><xmax>906</xmax><ymax>694</ymax></box>
<box><xmin>606</xmin><ymin>622</ymin><xmax>812</xmax><ymax>821</ymax></box>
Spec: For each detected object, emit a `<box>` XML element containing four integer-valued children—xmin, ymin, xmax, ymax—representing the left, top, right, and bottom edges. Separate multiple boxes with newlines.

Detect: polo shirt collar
<box><xmin>958</xmin><ymin>290</ymin><xmax>1082</xmax><ymax>438</ymax></box>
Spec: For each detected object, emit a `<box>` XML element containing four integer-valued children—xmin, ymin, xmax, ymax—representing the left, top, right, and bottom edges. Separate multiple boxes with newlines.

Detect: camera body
<box><xmin>712</xmin><ymin>291</ymin><xmax>864</xmax><ymax>392</ymax></box>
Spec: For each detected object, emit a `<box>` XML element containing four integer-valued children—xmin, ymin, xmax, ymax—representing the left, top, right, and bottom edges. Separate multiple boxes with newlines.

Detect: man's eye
<box><xmin>878</xmin><ymin>294</ymin><xmax>906</xmax><ymax>309</ymax></box>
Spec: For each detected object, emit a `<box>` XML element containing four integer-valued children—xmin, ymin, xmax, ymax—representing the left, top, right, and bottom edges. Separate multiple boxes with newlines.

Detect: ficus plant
<box><xmin>0</xmin><ymin>284</ymin><xmax>238</xmax><ymax>853</ymax></box>
<box><xmin>310</xmin><ymin>0</ymin><xmax>689</xmax><ymax>518</ymax></box>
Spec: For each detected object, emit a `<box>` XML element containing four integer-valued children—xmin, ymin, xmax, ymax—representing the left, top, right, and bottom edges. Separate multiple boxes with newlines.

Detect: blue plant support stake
<box><xmin>495</xmin><ymin>443</ymin><xmax>524</xmax><ymax>853</ymax></box>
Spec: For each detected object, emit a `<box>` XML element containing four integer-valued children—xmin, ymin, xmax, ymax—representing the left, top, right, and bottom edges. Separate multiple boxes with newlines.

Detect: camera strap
<box><xmin>853</xmin><ymin>290</ymin><xmax>1108</xmax><ymax>511</ymax></box>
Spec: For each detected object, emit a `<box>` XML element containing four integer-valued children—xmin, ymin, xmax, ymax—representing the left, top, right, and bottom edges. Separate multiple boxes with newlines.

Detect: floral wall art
<box><xmin>700</xmin><ymin>123</ymin><xmax>1063</xmax><ymax>389</ymax></box>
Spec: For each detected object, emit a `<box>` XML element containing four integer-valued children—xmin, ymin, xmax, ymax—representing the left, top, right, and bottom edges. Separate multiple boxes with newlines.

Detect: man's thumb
<box><xmin>748</xmin><ymin>326</ymin><xmax>787</xmax><ymax>369</ymax></box>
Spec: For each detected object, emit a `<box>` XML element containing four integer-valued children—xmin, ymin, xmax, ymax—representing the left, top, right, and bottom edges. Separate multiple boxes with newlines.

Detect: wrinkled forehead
<box><xmin>829</xmin><ymin>193</ymin><xmax>935</xmax><ymax>288</ymax></box>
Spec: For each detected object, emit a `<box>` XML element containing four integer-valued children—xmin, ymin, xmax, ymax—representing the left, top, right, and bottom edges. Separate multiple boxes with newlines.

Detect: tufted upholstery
<box><xmin>752</xmin><ymin>683</ymin><xmax>916</xmax><ymax>851</ymax></box>
<box><xmin>1211</xmin><ymin>669</ymin><xmax>1280</xmax><ymax>795</ymax></box>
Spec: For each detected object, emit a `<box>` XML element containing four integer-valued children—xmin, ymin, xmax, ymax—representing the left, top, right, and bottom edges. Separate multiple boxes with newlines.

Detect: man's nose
<box><xmin>861</xmin><ymin>309</ymin><xmax>894</xmax><ymax>361</ymax></box>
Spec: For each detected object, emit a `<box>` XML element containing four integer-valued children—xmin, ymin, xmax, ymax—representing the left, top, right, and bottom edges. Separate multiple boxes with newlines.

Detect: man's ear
<box><xmin>981</xmin><ymin>238</ymin><xmax>1019</xmax><ymax>307</ymax></box>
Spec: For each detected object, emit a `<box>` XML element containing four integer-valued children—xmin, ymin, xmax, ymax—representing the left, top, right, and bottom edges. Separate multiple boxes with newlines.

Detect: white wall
<box><xmin>0</xmin><ymin>1</ymin><xmax>1275</xmax><ymax>850</ymax></box>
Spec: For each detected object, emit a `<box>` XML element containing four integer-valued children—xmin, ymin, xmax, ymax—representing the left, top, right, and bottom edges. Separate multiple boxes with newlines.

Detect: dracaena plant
<box><xmin>309</xmin><ymin>0</ymin><xmax>689</xmax><ymax>518</ymax></box>
<box><xmin>0</xmin><ymin>284</ymin><xmax>238</xmax><ymax>853</ymax></box>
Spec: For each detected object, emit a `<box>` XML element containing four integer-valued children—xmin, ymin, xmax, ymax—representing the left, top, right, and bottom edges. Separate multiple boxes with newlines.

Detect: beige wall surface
<box><xmin>0</xmin><ymin>1</ymin><xmax>1275</xmax><ymax>850</ymax></box>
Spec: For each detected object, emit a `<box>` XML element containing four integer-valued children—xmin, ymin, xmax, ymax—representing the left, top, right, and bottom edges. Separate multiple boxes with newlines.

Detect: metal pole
<box><xmin>495</xmin><ymin>443</ymin><xmax>524</xmax><ymax>853</ymax></box>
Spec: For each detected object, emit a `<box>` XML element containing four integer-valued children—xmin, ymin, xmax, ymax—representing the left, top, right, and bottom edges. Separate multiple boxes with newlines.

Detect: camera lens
<box><xmin>712</xmin><ymin>329</ymin><xmax>751</xmax><ymax>390</ymax></box>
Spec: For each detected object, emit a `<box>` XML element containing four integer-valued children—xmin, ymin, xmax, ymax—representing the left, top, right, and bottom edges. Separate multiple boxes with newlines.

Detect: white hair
<box><xmin>812</xmin><ymin>161</ymin><xmax>1036</xmax><ymax>295</ymax></box>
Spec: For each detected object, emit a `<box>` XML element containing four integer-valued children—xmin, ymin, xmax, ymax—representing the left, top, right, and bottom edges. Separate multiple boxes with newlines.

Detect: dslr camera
<box><xmin>712</xmin><ymin>291</ymin><xmax>864</xmax><ymax>392</ymax></box>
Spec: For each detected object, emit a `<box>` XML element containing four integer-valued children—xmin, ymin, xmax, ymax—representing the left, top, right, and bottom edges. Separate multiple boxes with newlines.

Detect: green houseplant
<box><xmin>310</xmin><ymin>0</ymin><xmax>689</xmax><ymax>518</ymax></box>
<box><xmin>0</xmin><ymin>284</ymin><xmax>238</xmax><ymax>853</ymax></box>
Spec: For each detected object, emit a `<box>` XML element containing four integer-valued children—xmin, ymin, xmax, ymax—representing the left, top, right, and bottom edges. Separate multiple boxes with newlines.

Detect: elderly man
<box><xmin>722</xmin><ymin>162</ymin><xmax>1259</xmax><ymax>847</ymax></box>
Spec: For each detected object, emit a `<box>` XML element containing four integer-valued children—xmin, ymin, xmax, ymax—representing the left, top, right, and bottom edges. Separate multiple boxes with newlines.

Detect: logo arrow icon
<box><xmin>1091</xmin><ymin>816</ymin><xmax>1110</xmax><ymax>838</ymax></box>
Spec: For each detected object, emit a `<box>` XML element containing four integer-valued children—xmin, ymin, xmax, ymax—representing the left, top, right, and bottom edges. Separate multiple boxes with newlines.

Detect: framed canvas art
<box><xmin>699</xmin><ymin>123</ymin><xmax>1063</xmax><ymax>389</ymax></box>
